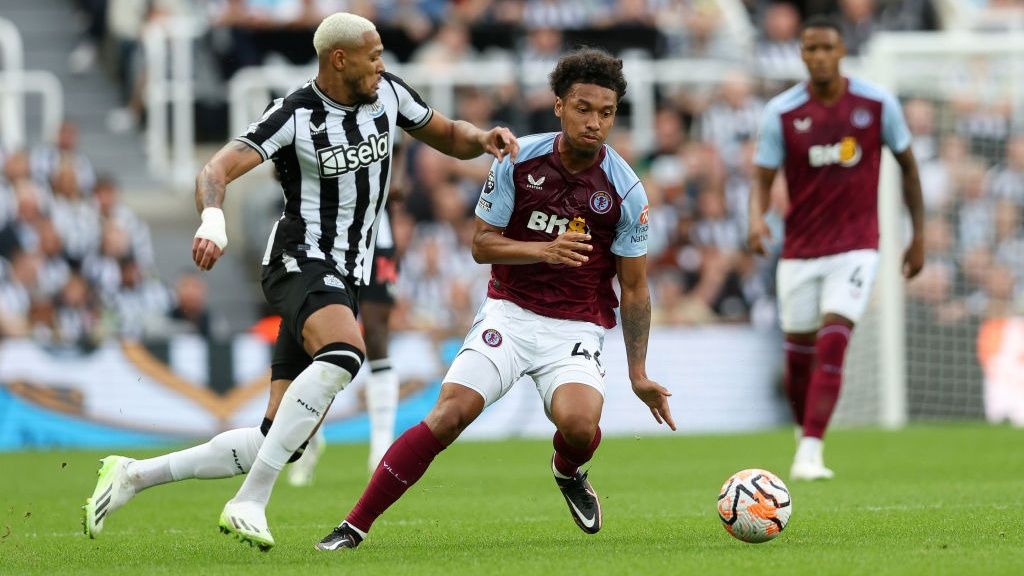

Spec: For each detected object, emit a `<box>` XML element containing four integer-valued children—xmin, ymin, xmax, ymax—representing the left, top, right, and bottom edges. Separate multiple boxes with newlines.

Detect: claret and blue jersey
<box><xmin>754</xmin><ymin>76</ymin><xmax>913</xmax><ymax>259</ymax></box>
<box><xmin>475</xmin><ymin>132</ymin><xmax>649</xmax><ymax>329</ymax></box>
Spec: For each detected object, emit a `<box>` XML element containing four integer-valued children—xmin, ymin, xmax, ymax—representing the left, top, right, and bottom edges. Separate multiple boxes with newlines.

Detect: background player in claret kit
<box><xmin>748</xmin><ymin>16</ymin><xmax>925</xmax><ymax>481</ymax></box>
<box><xmin>315</xmin><ymin>48</ymin><xmax>676</xmax><ymax>552</ymax></box>
<box><xmin>82</xmin><ymin>12</ymin><xmax>518</xmax><ymax>551</ymax></box>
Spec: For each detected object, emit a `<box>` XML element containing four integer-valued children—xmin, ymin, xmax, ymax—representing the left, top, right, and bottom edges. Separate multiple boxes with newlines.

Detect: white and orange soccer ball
<box><xmin>717</xmin><ymin>468</ymin><xmax>792</xmax><ymax>543</ymax></box>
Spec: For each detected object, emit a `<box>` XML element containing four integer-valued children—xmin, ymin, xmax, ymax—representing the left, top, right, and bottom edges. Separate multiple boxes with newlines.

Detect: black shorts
<box><xmin>261</xmin><ymin>259</ymin><xmax>360</xmax><ymax>381</ymax></box>
<box><xmin>360</xmin><ymin>245</ymin><xmax>399</xmax><ymax>306</ymax></box>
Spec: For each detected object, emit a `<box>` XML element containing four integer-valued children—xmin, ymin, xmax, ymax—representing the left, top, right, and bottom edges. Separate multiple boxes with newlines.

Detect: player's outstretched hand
<box><xmin>632</xmin><ymin>377</ymin><xmax>676</xmax><ymax>431</ymax></box>
<box><xmin>903</xmin><ymin>237</ymin><xmax>925</xmax><ymax>279</ymax></box>
<box><xmin>482</xmin><ymin>127</ymin><xmax>519</xmax><ymax>163</ymax></box>
<box><xmin>747</xmin><ymin>216</ymin><xmax>772</xmax><ymax>256</ymax></box>
<box><xmin>540</xmin><ymin>232</ymin><xmax>592</xmax><ymax>267</ymax></box>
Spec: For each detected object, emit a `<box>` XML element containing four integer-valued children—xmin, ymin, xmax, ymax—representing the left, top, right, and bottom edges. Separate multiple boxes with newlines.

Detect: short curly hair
<box><xmin>548</xmin><ymin>48</ymin><xmax>627</xmax><ymax>103</ymax></box>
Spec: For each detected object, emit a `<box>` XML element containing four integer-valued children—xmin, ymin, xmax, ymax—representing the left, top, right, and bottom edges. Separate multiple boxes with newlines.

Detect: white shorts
<box><xmin>776</xmin><ymin>249</ymin><xmax>879</xmax><ymax>333</ymax></box>
<box><xmin>443</xmin><ymin>298</ymin><xmax>607</xmax><ymax>413</ymax></box>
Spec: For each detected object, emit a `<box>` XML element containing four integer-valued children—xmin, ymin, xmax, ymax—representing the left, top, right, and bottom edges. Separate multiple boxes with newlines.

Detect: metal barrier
<box><xmin>0</xmin><ymin>17</ymin><xmax>64</xmax><ymax>150</ymax></box>
<box><xmin>143</xmin><ymin>17</ymin><xmax>200</xmax><ymax>188</ymax></box>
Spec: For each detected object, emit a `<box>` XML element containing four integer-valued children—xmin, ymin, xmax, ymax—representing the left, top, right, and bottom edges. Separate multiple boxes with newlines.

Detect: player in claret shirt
<box><xmin>748</xmin><ymin>16</ymin><xmax>925</xmax><ymax>481</ymax></box>
<box><xmin>316</xmin><ymin>48</ymin><xmax>676</xmax><ymax>551</ymax></box>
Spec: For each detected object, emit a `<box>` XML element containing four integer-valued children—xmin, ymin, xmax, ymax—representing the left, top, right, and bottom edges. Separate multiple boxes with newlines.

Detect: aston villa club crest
<box><xmin>589</xmin><ymin>191</ymin><xmax>612</xmax><ymax>214</ymax></box>
<box><xmin>851</xmin><ymin>107</ymin><xmax>873</xmax><ymax>129</ymax></box>
<box><xmin>482</xmin><ymin>328</ymin><xmax>503</xmax><ymax>347</ymax></box>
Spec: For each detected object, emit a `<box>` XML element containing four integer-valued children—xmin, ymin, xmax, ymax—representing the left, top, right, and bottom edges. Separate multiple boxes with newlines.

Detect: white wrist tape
<box><xmin>194</xmin><ymin>207</ymin><xmax>228</xmax><ymax>250</ymax></box>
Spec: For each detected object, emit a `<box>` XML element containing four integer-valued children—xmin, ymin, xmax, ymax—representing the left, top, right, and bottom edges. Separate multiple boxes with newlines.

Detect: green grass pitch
<box><xmin>1</xmin><ymin>425</ymin><xmax>1022</xmax><ymax>575</ymax></box>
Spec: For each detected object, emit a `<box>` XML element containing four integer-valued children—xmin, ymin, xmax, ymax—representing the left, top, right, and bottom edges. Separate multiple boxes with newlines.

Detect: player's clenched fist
<box><xmin>540</xmin><ymin>231</ymin><xmax>592</xmax><ymax>266</ymax></box>
<box><xmin>193</xmin><ymin>207</ymin><xmax>228</xmax><ymax>271</ymax></box>
<box><xmin>747</xmin><ymin>216</ymin><xmax>772</xmax><ymax>256</ymax></box>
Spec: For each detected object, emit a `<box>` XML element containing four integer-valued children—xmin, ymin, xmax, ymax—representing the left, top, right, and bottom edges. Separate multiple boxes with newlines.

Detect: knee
<box><xmin>311</xmin><ymin>343</ymin><xmax>365</xmax><ymax>394</ymax></box>
<box><xmin>558</xmin><ymin>414</ymin><xmax>599</xmax><ymax>448</ymax></box>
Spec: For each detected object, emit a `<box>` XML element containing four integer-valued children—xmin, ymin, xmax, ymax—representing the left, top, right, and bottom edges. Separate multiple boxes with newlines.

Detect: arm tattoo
<box><xmin>194</xmin><ymin>142</ymin><xmax>249</xmax><ymax>213</ymax></box>
<box><xmin>195</xmin><ymin>167</ymin><xmax>224</xmax><ymax>213</ymax></box>
<box><xmin>620</xmin><ymin>292</ymin><xmax>651</xmax><ymax>373</ymax></box>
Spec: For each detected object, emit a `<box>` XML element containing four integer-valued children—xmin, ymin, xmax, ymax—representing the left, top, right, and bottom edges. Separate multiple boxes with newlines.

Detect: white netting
<box><xmin>836</xmin><ymin>33</ymin><xmax>1024</xmax><ymax>426</ymax></box>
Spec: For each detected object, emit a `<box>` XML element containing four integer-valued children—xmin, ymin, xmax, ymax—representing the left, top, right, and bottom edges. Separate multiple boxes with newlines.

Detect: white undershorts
<box><xmin>776</xmin><ymin>249</ymin><xmax>880</xmax><ymax>333</ymax></box>
<box><xmin>443</xmin><ymin>298</ymin><xmax>607</xmax><ymax>413</ymax></box>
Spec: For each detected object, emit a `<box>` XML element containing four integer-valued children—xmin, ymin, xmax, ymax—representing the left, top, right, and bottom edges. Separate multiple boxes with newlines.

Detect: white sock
<box><xmin>795</xmin><ymin>436</ymin><xmax>824</xmax><ymax>464</ymax></box>
<box><xmin>233</xmin><ymin>358</ymin><xmax>357</xmax><ymax>505</ymax></box>
<box><xmin>343</xmin><ymin>521</ymin><xmax>368</xmax><ymax>539</ymax></box>
<box><xmin>366</xmin><ymin>359</ymin><xmax>399</xmax><ymax>470</ymax></box>
<box><xmin>127</xmin><ymin>427</ymin><xmax>264</xmax><ymax>491</ymax></box>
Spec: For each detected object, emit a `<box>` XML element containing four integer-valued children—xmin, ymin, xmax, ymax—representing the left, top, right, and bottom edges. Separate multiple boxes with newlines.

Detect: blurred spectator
<box><xmin>905</xmin><ymin>98</ymin><xmax>939</xmax><ymax>163</ymax></box>
<box><xmin>919</xmin><ymin>135</ymin><xmax>971</xmax><ymax>214</ymax></box>
<box><xmin>986</xmin><ymin>135</ymin><xmax>1024</xmax><ymax>205</ymax></box>
<box><xmin>993</xmin><ymin>199</ymin><xmax>1024</xmax><ymax>282</ymax></box>
<box><xmin>835</xmin><ymin>0</ymin><xmax>877</xmax><ymax>55</ymax></box>
<box><xmin>169</xmin><ymin>271</ymin><xmax>226</xmax><ymax>338</ymax></box>
<box><xmin>518</xmin><ymin>26</ymin><xmax>565</xmax><ymax>133</ymax></box>
<box><xmin>756</xmin><ymin>2</ymin><xmax>803</xmax><ymax>75</ymax></box>
<box><xmin>0</xmin><ymin>180</ymin><xmax>47</xmax><ymax>259</ymax></box>
<box><xmin>521</xmin><ymin>0</ymin><xmax>591</xmax><ymax>29</ymax></box>
<box><xmin>960</xmin><ymin>246</ymin><xmax>997</xmax><ymax>317</ymax></box>
<box><xmin>947</xmin><ymin>56</ymin><xmax>1014</xmax><ymax>157</ymax></box>
<box><xmin>1</xmin><ymin>150</ymin><xmax>41</xmax><ymax>228</ymax></box>
<box><xmin>877</xmin><ymin>0</ymin><xmax>941</xmax><ymax>31</ymax></box>
<box><xmin>0</xmin><ymin>248</ymin><xmax>41</xmax><ymax>337</ymax></box>
<box><xmin>34</xmin><ymin>219</ymin><xmax>71</xmax><ymax>298</ymax></box>
<box><xmin>981</xmin><ymin>264</ymin><xmax>1018</xmax><ymax>318</ymax></box>
<box><xmin>53</xmin><ymin>272</ymin><xmax>104</xmax><ymax>346</ymax></box>
<box><xmin>659</xmin><ymin>0</ymin><xmax>744</xmax><ymax>60</ymax></box>
<box><xmin>30</xmin><ymin>121</ymin><xmax>97</xmax><ymax>194</ymax></box>
<box><xmin>396</xmin><ymin>233</ymin><xmax>460</xmax><ymax>333</ymax></box>
<box><xmin>411</xmin><ymin>21</ymin><xmax>478</xmax><ymax>68</ymax></box>
<box><xmin>106</xmin><ymin>257</ymin><xmax>172</xmax><ymax>340</ymax></box>
<box><xmin>954</xmin><ymin>160</ymin><xmax>995</xmax><ymax>252</ymax></box>
<box><xmin>651</xmin><ymin>269</ymin><xmax>716</xmax><ymax>325</ymax></box>
<box><xmin>403</xmin><ymin>144</ymin><xmax>457</xmax><ymax>223</ymax></box>
<box><xmin>49</xmin><ymin>161</ymin><xmax>101</xmax><ymax>265</ymax></box>
<box><xmin>700</xmin><ymin>71</ymin><xmax>764</xmax><ymax>173</ymax></box>
<box><xmin>93</xmin><ymin>175</ymin><xmax>156</xmax><ymax>269</ymax></box>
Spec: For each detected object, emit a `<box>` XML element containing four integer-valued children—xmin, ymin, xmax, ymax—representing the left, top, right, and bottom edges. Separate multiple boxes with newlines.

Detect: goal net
<box><xmin>835</xmin><ymin>32</ymin><xmax>1024</xmax><ymax>427</ymax></box>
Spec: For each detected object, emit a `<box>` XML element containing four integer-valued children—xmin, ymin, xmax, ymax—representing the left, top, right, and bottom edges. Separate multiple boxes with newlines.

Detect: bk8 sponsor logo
<box><xmin>808</xmin><ymin>136</ymin><xmax>861</xmax><ymax>168</ymax></box>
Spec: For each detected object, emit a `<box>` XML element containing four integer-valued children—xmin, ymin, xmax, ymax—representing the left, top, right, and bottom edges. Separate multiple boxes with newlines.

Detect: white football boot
<box><xmin>83</xmin><ymin>456</ymin><xmax>137</xmax><ymax>538</ymax></box>
<box><xmin>790</xmin><ymin>460</ymin><xmax>835</xmax><ymax>481</ymax></box>
<box><xmin>219</xmin><ymin>500</ymin><xmax>275</xmax><ymax>551</ymax></box>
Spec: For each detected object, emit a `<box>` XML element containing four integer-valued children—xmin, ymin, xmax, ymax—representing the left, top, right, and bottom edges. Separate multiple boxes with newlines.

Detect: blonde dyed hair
<box><xmin>313</xmin><ymin>13</ymin><xmax>377</xmax><ymax>57</ymax></box>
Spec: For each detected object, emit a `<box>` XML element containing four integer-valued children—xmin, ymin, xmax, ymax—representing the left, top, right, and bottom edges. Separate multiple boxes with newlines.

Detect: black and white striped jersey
<box><xmin>237</xmin><ymin>73</ymin><xmax>432</xmax><ymax>286</ymax></box>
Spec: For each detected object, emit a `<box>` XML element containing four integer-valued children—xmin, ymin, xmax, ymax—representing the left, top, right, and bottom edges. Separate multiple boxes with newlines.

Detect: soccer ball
<box><xmin>717</xmin><ymin>468</ymin><xmax>792</xmax><ymax>543</ymax></box>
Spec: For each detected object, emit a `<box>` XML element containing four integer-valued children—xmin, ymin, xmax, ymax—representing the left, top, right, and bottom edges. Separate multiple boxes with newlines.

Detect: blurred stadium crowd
<box><xmin>0</xmin><ymin>121</ymin><xmax>221</xmax><ymax>343</ymax></box>
<box><xmin>1</xmin><ymin>0</ymin><xmax>1023</xmax><ymax>349</ymax></box>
